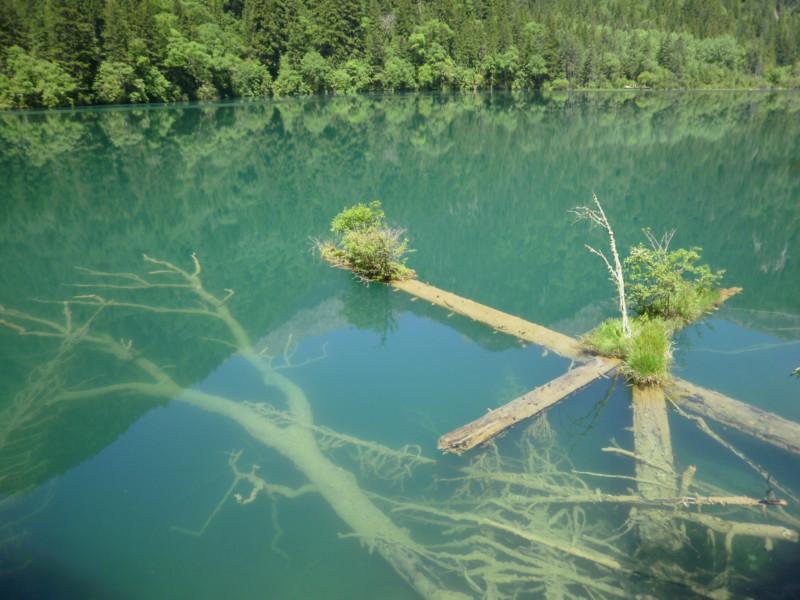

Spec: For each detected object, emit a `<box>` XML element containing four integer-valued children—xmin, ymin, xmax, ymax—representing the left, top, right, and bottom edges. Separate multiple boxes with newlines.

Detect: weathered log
<box><xmin>437</xmin><ymin>357</ymin><xmax>618</xmax><ymax>454</ymax></box>
<box><xmin>392</xmin><ymin>279</ymin><xmax>587</xmax><ymax>361</ymax></box>
<box><xmin>392</xmin><ymin>280</ymin><xmax>799</xmax><ymax>460</ymax></box>
<box><xmin>630</xmin><ymin>385</ymin><xmax>683</xmax><ymax>551</ymax></box>
<box><xmin>666</xmin><ymin>379</ymin><xmax>800</xmax><ymax>456</ymax></box>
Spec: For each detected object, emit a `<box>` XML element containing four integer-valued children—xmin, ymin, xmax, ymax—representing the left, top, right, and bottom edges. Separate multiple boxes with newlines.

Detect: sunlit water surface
<box><xmin>1</xmin><ymin>92</ymin><xmax>799</xmax><ymax>599</ymax></box>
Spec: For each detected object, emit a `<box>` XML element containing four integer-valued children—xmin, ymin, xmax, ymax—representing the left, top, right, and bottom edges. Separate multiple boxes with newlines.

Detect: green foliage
<box><xmin>330</xmin><ymin>59</ymin><xmax>371</xmax><ymax>95</ymax></box>
<box><xmin>320</xmin><ymin>201</ymin><xmax>414</xmax><ymax>282</ymax></box>
<box><xmin>0</xmin><ymin>45</ymin><xmax>76</xmax><ymax>109</ymax></box>
<box><xmin>381</xmin><ymin>54</ymin><xmax>417</xmax><ymax>91</ymax></box>
<box><xmin>584</xmin><ymin>316</ymin><xmax>671</xmax><ymax>385</ymax></box>
<box><xmin>300</xmin><ymin>50</ymin><xmax>330</xmax><ymax>93</ymax></box>
<box><xmin>625</xmin><ymin>233</ymin><xmax>724</xmax><ymax>324</ymax></box>
<box><xmin>583</xmin><ymin>318</ymin><xmax>629</xmax><ymax>358</ymax></box>
<box><xmin>331</xmin><ymin>200</ymin><xmax>384</xmax><ymax>235</ymax></box>
<box><xmin>623</xmin><ymin>317</ymin><xmax>671</xmax><ymax>385</ymax></box>
<box><xmin>272</xmin><ymin>55</ymin><xmax>308</xmax><ymax>96</ymax></box>
<box><xmin>2</xmin><ymin>1</ymin><xmax>800</xmax><ymax>108</ymax></box>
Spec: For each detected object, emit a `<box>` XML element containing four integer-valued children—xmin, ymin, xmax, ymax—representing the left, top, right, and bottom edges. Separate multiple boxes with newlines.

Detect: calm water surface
<box><xmin>1</xmin><ymin>92</ymin><xmax>799</xmax><ymax>599</ymax></box>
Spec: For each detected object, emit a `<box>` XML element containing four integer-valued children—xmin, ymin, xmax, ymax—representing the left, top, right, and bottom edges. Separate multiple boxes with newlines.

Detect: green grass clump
<box><xmin>318</xmin><ymin>201</ymin><xmax>415</xmax><ymax>282</ymax></box>
<box><xmin>622</xmin><ymin>317</ymin><xmax>671</xmax><ymax>385</ymax></box>
<box><xmin>583</xmin><ymin>316</ymin><xmax>671</xmax><ymax>385</ymax></box>
<box><xmin>583</xmin><ymin>318</ymin><xmax>629</xmax><ymax>358</ymax></box>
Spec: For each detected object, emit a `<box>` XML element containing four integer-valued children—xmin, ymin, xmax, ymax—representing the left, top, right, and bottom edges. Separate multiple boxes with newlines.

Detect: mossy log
<box><xmin>437</xmin><ymin>357</ymin><xmax>618</xmax><ymax>454</ymax></box>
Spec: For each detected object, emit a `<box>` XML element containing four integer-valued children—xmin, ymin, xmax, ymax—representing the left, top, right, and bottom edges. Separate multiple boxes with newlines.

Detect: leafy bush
<box><xmin>625</xmin><ymin>232</ymin><xmax>724</xmax><ymax>324</ymax></box>
<box><xmin>319</xmin><ymin>201</ymin><xmax>415</xmax><ymax>282</ymax></box>
<box><xmin>380</xmin><ymin>55</ymin><xmax>417</xmax><ymax>91</ymax></box>
<box><xmin>584</xmin><ymin>316</ymin><xmax>671</xmax><ymax>385</ymax></box>
<box><xmin>300</xmin><ymin>51</ymin><xmax>330</xmax><ymax>93</ymax></box>
<box><xmin>0</xmin><ymin>46</ymin><xmax>76</xmax><ymax>108</ymax></box>
<box><xmin>272</xmin><ymin>56</ymin><xmax>309</xmax><ymax>96</ymax></box>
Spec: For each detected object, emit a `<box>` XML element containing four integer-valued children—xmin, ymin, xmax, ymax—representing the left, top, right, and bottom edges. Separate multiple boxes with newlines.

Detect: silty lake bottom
<box><xmin>1</xmin><ymin>91</ymin><xmax>799</xmax><ymax>599</ymax></box>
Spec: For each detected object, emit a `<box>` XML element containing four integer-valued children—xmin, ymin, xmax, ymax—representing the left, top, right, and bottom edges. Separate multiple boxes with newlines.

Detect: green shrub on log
<box><xmin>625</xmin><ymin>232</ymin><xmax>724</xmax><ymax>325</ymax></box>
<box><xmin>319</xmin><ymin>201</ymin><xmax>415</xmax><ymax>282</ymax></box>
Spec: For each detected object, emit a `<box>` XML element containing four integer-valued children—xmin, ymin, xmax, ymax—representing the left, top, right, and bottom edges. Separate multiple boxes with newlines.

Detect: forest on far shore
<box><xmin>1</xmin><ymin>0</ymin><xmax>799</xmax><ymax>109</ymax></box>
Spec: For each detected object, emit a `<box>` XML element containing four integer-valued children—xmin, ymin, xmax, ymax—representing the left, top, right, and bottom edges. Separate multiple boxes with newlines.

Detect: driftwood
<box><xmin>630</xmin><ymin>385</ymin><xmax>682</xmax><ymax>551</ymax></box>
<box><xmin>394</xmin><ymin>280</ymin><xmax>800</xmax><ymax>458</ymax></box>
<box><xmin>437</xmin><ymin>357</ymin><xmax>617</xmax><ymax>454</ymax></box>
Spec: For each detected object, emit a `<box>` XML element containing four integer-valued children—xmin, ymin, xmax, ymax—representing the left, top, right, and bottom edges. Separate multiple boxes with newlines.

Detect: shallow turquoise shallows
<box><xmin>1</xmin><ymin>92</ymin><xmax>799</xmax><ymax>599</ymax></box>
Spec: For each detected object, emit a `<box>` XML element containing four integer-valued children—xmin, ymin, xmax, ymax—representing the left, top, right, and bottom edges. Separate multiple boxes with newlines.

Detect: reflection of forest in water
<box><xmin>1</xmin><ymin>91</ymin><xmax>799</xmax><ymax>480</ymax></box>
<box><xmin>2</xmin><ymin>91</ymin><xmax>799</xmax><ymax>324</ymax></box>
<box><xmin>1</xmin><ymin>92</ymin><xmax>800</xmax><ymax>598</ymax></box>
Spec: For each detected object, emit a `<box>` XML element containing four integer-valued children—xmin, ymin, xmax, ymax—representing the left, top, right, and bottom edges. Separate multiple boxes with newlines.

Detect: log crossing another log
<box><xmin>437</xmin><ymin>357</ymin><xmax>618</xmax><ymax>454</ymax></box>
<box><xmin>631</xmin><ymin>385</ymin><xmax>682</xmax><ymax>551</ymax></box>
<box><xmin>390</xmin><ymin>279</ymin><xmax>800</xmax><ymax>457</ymax></box>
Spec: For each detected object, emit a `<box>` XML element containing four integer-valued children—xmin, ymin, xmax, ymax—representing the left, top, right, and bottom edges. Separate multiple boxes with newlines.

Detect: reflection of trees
<box><xmin>2</xmin><ymin>255</ymin><xmax>798</xmax><ymax>598</ymax></box>
<box><xmin>2</xmin><ymin>93</ymin><xmax>798</xmax><ymax>331</ymax></box>
<box><xmin>1</xmin><ymin>91</ymin><xmax>798</xmax><ymax>508</ymax></box>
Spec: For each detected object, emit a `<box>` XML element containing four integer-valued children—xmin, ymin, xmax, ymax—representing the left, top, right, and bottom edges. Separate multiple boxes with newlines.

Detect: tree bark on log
<box><xmin>437</xmin><ymin>357</ymin><xmax>618</xmax><ymax>454</ymax></box>
<box><xmin>391</xmin><ymin>279</ymin><xmax>586</xmax><ymax>361</ymax></box>
<box><xmin>392</xmin><ymin>279</ymin><xmax>800</xmax><ymax>459</ymax></box>
<box><xmin>630</xmin><ymin>385</ymin><xmax>683</xmax><ymax>551</ymax></box>
<box><xmin>666</xmin><ymin>379</ymin><xmax>800</xmax><ymax>456</ymax></box>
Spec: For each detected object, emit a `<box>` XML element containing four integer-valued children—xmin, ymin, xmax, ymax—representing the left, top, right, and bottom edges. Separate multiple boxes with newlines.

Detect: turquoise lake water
<box><xmin>1</xmin><ymin>92</ymin><xmax>799</xmax><ymax>599</ymax></box>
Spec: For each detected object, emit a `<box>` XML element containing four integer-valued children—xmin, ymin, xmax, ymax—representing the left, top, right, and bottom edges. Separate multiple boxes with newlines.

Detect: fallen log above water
<box><xmin>436</xmin><ymin>357</ymin><xmax>618</xmax><ymax>454</ymax></box>
<box><xmin>392</xmin><ymin>279</ymin><xmax>587</xmax><ymax>361</ymax></box>
<box><xmin>666</xmin><ymin>379</ymin><xmax>800</xmax><ymax>456</ymax></box>
<box><xmin>631</xmin><ymin>385</ymin><xmax>683</xmax><ymax>551</ymax></box>
<box><xmin>394</xmin><ymin>279</ymin><xmax>800</xmax><ymax>458</ymax></box>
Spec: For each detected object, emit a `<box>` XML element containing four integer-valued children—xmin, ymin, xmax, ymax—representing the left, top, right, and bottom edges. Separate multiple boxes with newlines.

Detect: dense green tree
<box><xmin>243</xmin><ymin>0</ymin><xmax>298</xmax><ymax>75</ymax></box>
<box><xmin>42</xmin><ymin>0</ymin><xmax>101</xmax><ymax>101</ymax></box>
<box><xmin>312</xmin><ymin>0</ymin><xmax>364</xmax><ymax>60</ymax></box>
<box><xmin>1</xmin><ymin>0</ymin><xmax>799</xmax><ymax>108</ymax></box>
<box><xmin>0</xmin><ymin>45</ymin><xmax>76</xmax><ymax>108</ymax></box>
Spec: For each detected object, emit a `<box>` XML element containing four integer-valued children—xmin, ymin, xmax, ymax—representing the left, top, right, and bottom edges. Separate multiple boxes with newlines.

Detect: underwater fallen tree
<box><xmin>4</xmin><ymin>254</ymin><xmax>799</xmax><ymax>600</ymax></box>
<box><xmin>0</xmin><ymin>256</ymin><xmax>468</xmax><ymax>600</ymax></box>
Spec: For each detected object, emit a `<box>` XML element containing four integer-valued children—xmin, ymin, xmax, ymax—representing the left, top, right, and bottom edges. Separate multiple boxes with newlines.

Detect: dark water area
<box><xmin>1</xmin><ymin>92</ymin><xmax>799</xmax><ymax>599</ymax></box>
